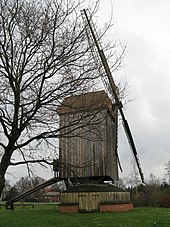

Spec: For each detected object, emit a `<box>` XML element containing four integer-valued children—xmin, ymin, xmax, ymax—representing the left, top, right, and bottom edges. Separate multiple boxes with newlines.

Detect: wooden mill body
<box><xmin>57</xmin><ymin>91</ymin><xmax>118</xmax><ymax>181</ymax></box>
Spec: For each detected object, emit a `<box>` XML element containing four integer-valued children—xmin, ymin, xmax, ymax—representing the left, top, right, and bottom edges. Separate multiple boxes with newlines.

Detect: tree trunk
<box><xmin>0</xmin><ymin>174</ymin><xmax>5</xmax><ymax>197</ymax></box>
<box><xmin>0</xmin><ymin>153</ymin><xmax>11</xmax><ymax>197</ymax></box>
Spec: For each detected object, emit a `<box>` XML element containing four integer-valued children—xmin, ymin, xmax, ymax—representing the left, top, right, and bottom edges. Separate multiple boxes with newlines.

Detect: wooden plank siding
<box><xmin>60</xmin><ymin>191</ymin><xmax>131</xmax><ymax>204</ymax></box>
<box><xmin>57</xmin><ymin>91</ymin><xmax>118</xmax><ymax>181</ymax></box>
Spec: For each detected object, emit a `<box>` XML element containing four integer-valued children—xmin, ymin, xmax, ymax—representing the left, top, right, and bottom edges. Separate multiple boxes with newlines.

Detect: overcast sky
<box><xmin>7</xmin><ymin>0</ymin><xmax>170</xmax><ymax>185</ymax></box>
<box><xmin>97</xmin><ymin>0</ymin><xmax>170</xmax><ymax>182</ymax></box>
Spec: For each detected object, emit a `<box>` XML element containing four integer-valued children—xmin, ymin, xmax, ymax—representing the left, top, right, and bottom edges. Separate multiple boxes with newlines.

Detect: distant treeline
<box><xmin>128</xmin><ymin>182</ymin><xmax>170</xmax><ymax>208</ymax></box>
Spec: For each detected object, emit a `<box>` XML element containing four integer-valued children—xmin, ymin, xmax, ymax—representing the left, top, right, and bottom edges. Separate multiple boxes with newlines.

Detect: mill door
<box><xmin>78</xmin><ymin>193</ymin><xmax>100</xmax><ymax>212</ymax></box>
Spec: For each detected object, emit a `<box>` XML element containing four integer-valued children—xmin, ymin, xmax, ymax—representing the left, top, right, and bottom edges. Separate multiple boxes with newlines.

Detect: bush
<box><xmin>160</xmin><ymin>194</ymin><xmax>170</xmax><ymax>208</ymax></box>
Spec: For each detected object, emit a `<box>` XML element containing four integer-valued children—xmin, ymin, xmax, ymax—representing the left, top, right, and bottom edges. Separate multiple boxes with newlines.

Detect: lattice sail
<box><xmin>81</xmin><ymin>9</ymin><xmax>144</xmax><ymax>183</ymax></box>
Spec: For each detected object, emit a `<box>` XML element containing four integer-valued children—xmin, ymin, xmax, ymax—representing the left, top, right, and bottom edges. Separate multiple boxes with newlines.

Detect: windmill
<box><xmin>81</xmin><ymin>9</ymin><xmax>144</xmax><ymax>184</ymax></box>
<box><xmin>55</xmin><ymin>10</ymin><xmax>144</xmax><ymax>213</ymax></box>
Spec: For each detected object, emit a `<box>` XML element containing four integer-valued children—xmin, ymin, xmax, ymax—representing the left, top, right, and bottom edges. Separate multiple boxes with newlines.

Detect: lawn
<box><xmin>0</xmin><ymin>204</ymin><xmax>170</xmax><ymax>227</ymax></box>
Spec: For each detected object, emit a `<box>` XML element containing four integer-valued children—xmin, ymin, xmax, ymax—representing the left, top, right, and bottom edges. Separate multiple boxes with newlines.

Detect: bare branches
<box><xmin>10</xmin><ymin>159</ymin><xmax>52</xmax><ymax>166</ymax></box>
<box><xmin>0</xmin><ymin>1</ymin><xmax>105</xmax><ymax>191</ymax></box>
<box><xmin>0</xmin><ymin>0</ymin><xmax>98</xmax><ymax>145</ymax></box>
<box><xmin>0</xmin><ymin>0</ymin><xmax>126</xmax><ymax>195</ymax></box>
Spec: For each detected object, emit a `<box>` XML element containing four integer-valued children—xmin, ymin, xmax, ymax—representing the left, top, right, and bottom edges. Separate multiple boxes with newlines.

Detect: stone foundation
<box><xmin>59</xmin><ymin>204</ymin><xmax>79</xmax><ymax>213</ymax></box>
<box><xmin>58</xmin><ymin>203</ymin><xmax>133</xmax><ymax>213</ymax></box>
<box><xmin>100</xmin><ymin>203</ymin><xmax>133</xmax><ymax>212</ymax></box>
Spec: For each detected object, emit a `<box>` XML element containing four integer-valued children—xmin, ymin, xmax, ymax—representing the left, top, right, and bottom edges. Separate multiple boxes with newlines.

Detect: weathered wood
<box><xmin>57</xmin><ymin>91</ymin><xmax>118</xmax><ymax>180</ymax></box>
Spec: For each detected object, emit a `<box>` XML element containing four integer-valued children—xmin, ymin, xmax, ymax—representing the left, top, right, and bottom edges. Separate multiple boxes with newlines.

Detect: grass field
<box><xmin>0</xmin><ymin>204</ymin><xmax>170</xmax><ymax>227</ymax></box>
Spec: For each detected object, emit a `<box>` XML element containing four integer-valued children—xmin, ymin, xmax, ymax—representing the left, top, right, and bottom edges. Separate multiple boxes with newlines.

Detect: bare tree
<box><xmin>15</xmin><ymin>176</ymin><xmax>44</xmax><ymax>193</ymax></box>
<box><xmin>0</xmin><ymin>0</ymin><xmax>125</xmax><ymax>196</ymax></box>
<box><xmin>164</xmin><ymin>161</ymin><xmax>170</xmax><ymax>185</ymax></box>
<box><xmin>124</xmin><ymin>159</ymin><xmax>141</xmax><ymax>189</ymax></box>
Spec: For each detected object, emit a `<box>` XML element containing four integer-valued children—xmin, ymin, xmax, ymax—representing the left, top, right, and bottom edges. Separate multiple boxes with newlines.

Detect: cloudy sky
<box><xmin>7</xmin><ymin>0</ymin><xmax>170</xmax><ymax>185</ymax></box>
<box><xmin>97</xmin><ymin>0</ymin><xmax>170</xmax><ymax>182</ymax></box>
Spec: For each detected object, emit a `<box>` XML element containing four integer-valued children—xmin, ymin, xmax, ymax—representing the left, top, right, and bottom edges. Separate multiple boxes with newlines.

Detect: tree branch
<box><xmin>10</xmin><ymin>159</ymin><xmax>52</xmax><ymax>166</ymax></box>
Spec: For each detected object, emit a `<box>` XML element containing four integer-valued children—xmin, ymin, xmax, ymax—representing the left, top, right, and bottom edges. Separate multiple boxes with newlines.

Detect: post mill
<box><xmin>57</xmin><ymin>91</ymin><xmax>131</xmax><ymax>212</ymax></box>
<box><xmin>56</xmin><ymin>9</ymin><xmax>144</xmax><ymax>213</ymax></box>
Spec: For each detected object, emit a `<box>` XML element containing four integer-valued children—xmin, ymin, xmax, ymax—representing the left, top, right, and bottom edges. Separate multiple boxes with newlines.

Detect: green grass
<box><xmin>0</xmin><ymin>204</ymin><xmax>170</xmax><ymax>227</ymax></box>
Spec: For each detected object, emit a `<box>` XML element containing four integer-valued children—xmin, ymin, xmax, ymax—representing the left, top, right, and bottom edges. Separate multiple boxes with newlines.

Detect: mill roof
<box><xmin>61</xmin><ymin>183</ymin><xmax>126</xmax><ymax>193</ymax></box>
<box><xmin>57</xmin><ymin>90</ymin><xmax>114</xmax><ymax>114</ymax></box>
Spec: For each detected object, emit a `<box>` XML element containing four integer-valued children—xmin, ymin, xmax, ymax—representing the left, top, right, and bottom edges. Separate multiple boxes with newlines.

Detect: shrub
<box><xmin>160</xmin><ymin>194</ymin><xmax>170</xmax><ymax>208</ymax></box>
